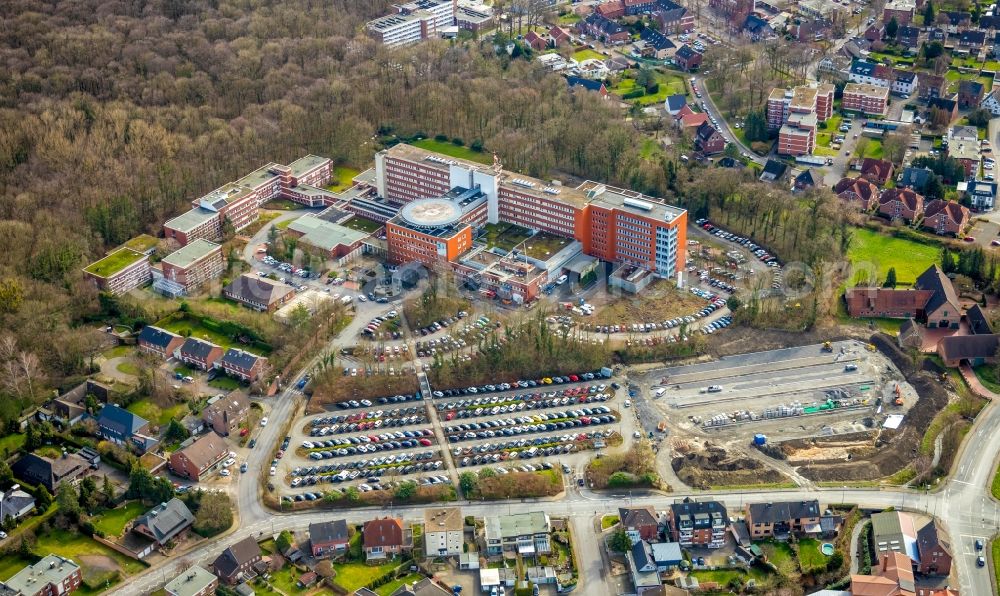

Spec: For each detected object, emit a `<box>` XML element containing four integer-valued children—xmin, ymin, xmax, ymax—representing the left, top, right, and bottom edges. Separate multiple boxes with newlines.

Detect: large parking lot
<box><xmin>275</xmin><ymin>372</ymin><xmax>635</xmax><ymax>501</ymax></box>
<box><xmin>634</xmin><ymin>340</ymin><xmax>915</xmax><ymax>442</ymax></box>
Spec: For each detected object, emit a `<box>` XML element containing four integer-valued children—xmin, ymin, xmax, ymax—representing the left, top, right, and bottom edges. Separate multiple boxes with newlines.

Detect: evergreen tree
<box><xmin>36</xmin><ymin>485</ymin><xmax>52</xmax><ymax>510</ymax></box>
<box><xmin>883</xmin><ymin>267</ymin><xmax>897</xmax><ymax>288</ymax></box>
<box><xmin>885</xmin><ymin>16</ymin><xmax>899</xmax><ymax>38</ymax></box>
<box><xmin>923</xmin><ymin>1</ymin><xmax>935</xmax><ymax>25</ymax></box>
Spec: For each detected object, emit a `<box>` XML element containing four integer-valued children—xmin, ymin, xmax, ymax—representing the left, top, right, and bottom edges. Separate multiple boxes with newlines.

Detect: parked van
<box><xmin>706</xmin><ymin>385</ymin><xmax>723</xmax><ymax>393</ymax></box>
<box><xmin>655</xmin><ymin>388</ymin><xmax>667</xmax><ymax>398</ymax></box>
<box><xmin>182</xmin><ymin>376</ymin><xmax>194</xmax><ymax>383</ymax></box>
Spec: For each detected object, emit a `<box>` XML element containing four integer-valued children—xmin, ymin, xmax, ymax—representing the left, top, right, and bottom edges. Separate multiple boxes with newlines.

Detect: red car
<box><xmin>419</xmin><ymin>438</ymin><xmax>432</xmax><ymax>446</ymax></box>
<box><xmin>276</xmin><ymin>450</ymin><xmax>284</xmax><ymax>459</ymax></box>
<box><xmin>239</xmin><ymin>428</ymin><xmax>249</xmax><ymax>437</ymax></box>
<box><xmin>569</xmin><ymin>375</ymin><xmax>579</xmax><ymax>382</ymax></box>
<box><xmin>446</xmin><ymin>411</ymin><xmax>456</xmax><ymax>421</ymax></box>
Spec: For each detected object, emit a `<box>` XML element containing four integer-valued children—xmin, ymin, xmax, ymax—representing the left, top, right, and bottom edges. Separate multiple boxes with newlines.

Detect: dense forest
<box><xmin>0</xmin><ymin>0</ymin><xmax>667</xmax><ymax>421</ymax></box>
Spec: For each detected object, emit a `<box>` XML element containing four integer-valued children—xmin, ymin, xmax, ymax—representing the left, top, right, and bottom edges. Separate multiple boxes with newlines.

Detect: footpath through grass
<box><xmin>847</xmin><ymin>228</ymin><xmax>940</xmax><ymax>286</ymax></box>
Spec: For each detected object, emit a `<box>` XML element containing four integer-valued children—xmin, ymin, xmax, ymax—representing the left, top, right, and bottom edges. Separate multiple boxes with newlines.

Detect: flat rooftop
<box><xmin>288</xmin><ymin>154</ymin><xmax>330</xmax><ymax>178</ymax></box>
<box><xmin>288</xmin><ymin>215</ymin><xmax>371</xmax><ymax>251</ymax></box>
<box><xmin>84</xmin><ymin>247</ymin><xmax>146</xmax><ymax>278</ymax></box>
<box><xmin>385</xmin><ymin>142</ymin><xmax>489</xmax><ymax>174</ymax></box>
<box><xmin>120</xmin><ymin>234</ymin><xmax>159</xmax><ymax>254</ymax></box>
<box><xmin>235</xmin><ymin>163</ymin><xmax>281</xmax><ymax>190</ymax></box>
<box><xmin>200</xmin><ymin>183</ymin><xmax>253</xmax><ymax>210</ymax></box>
<box><xmin>577</xmin><ymin>181</ymin><xmax>686</xmax><ymax>223</ymax></box>
<box><xmin>369</xmin><ymin>11</ymin><xmax>424</xmax><ymax>31</ymax></box>
<box><xmin>162</xmin><ymin>239</ymin><xmax>220</xmax><ymax>269</ymax></box>
<box><xmin>165</xmin><ymin>207</ymin><xmax>218</xmax><ymax>233</ymax></box>
<box><xmin>844</xmin><ymin>82</ymin><xmax>889</xmax><ymax>98</ymax></box>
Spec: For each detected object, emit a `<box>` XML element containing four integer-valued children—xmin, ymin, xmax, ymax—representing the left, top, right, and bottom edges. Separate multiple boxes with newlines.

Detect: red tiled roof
<box><xmin>363</xmin><ymin>517</ymin><xmax>404</xmax><ymax>549</ymax></box>
<box><xmin>680</xmin><ymin>112</ymin><xmax>708</xmax><ymax>127</ymax></box>
<box><xmin>861</xmin><ymin>158</ymin><xmax>894</xmax><ymax>182</ymax></box>
<box><xmin>879</xmin><ymin>188</ymin><xmax>923</xmax><ymax>212</ymax></box>
<box><xmin>845</xmin><ymin>287</ymin><xmax>933</xmax><ymax>316</ymax></box>
<box><xmin>834</xmin><ymin>177</ymin><xmax>880</xmax><ymax>205</ymax></box>
<box><xmin>924</xmin><ymin>199</ymin><xmax>969</xmax><ymax>225</ymax></box>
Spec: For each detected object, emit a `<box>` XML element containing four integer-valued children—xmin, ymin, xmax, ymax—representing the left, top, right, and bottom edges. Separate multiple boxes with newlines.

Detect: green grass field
<box><xmin>127</xmin><ymin>399</ymin><xmax>188</xmax><ymax>427</ymax></box>
<box><xmin>993</xmin><ymin>537</ymin><xmax>1000</xmax><ymax>590</ymax></box>
<box><xmin>115</xmin><ymin>360</ymin><xmax>139</xmax><ymax>376</ymax></box>
<box><xmin>975</xmin><ymin>366</ymin><xmax>1000</xmax><ymax>395</ymax></box>
<box><xmin>331</xmin><ymin>561</ymin><xmax>399</xmax><ymax>592</ymax></box>
<box><xmin>796</xmin><ymin>538</ymin><xmax>831</xmax><ymax>573</ymax></box>
<box><xmin>601</xmin><ymin>515</ymin><xmax>620</xmax><ymax>530</ymax></box>
<box><xmin>375</xmin><ymin>573</ymin><xmax>426</xmax><ymax>595</ymax></box>
<box><xmin>410</xmin><ymin>139</ymin><xmax>490</xmax><ymax>165</ymax></box>
<box><xmin>992</xmin><ymin>460</ymin><xmax>1000</xmax><ymax>500</ymax></box>
<box><xmin>208</xmin><ymin>376</ymin><xmax>241</xmax><ymax>390</ymax></box>
<box><xmin>846</xmin><ymin>228</ymin><xmax>940</xmax><ymax>286</ymax></box>
<box><xmin>758</xmin><ymin>540</ymin><xmax>797</xmax><ymax>576</ymax></box>
<box><xmin>91</xmin><ymin>502</ymin><xmax>147</xmax><ymax>537</ymax></box>
<box><xmin>691</xmin><ymin>567</ymin><xmax>771</xmax><ymax>586</ymax></box>
<box><xmin>0</xmin><ymin>433</ymin><xmax>25</xmax><ymax>457</ymax></box>
<box><xmin>573</xmin><ymin>48</ymin><xmax>604</xmax><ymax>62</ymax></box>
<box><xmin>0</xmin><ymin>554</ymin><xmax>35</xmax><ymax>581</ymax></box>
<box><xmin>102</xmin><ymin>345</ymin><xmax>131</xmax><ymax>359</ymax></box>
<box><xmin>35</xmin><ymin>528</ymin><xmax>147</xmax><ymax>576</ymax></box>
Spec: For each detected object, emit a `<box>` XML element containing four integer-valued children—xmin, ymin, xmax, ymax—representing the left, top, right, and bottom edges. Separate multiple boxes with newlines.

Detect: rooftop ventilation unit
<box><xmin>623</xmin><ymin>197</ymin><xmax>653</xmax><ymax>211</ymax></box>
<box><xmin>542</xmin><ymin>187</ymin><xmax>561</xmax><ymax>195</ymax></box>
<box><xmin>511</xmin><ymin>178</ymin><xmax>535</xmax><ymax>188</ymax></box>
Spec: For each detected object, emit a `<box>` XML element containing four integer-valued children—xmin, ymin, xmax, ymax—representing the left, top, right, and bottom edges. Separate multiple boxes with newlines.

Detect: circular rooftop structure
<box><xmin>400</xmin><ymin>197</ymin><xmax>463</xmax><ymax>228</ymax></box>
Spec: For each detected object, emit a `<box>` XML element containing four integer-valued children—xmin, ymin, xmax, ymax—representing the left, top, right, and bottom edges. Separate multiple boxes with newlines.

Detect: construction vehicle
<box><xmin>822</xmin><ymin>341</ymin><xmax>833</xmax><ymax>352</ymax></box>
<box><xmin>893</xmin><ymin>383</ymin><xmax>904</xmax><ymax>406</ymax></box>
<box><xmin>866</xmin><ymin>343</ymin><xmax>877</xmax><ymax>352</ymax></box>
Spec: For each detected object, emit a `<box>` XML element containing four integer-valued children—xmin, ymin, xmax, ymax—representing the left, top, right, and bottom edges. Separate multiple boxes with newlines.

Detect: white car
<box><xmin>260</xmin><ymin>417</ymin><xmax>269</xmax><ymax>427</ymax></box>
<box><xmin>220</xmin><ymin>469</ymin><xmax>231</xmax><ymax>477</ymax></box>
<box><xmin>270</xmin><ymin>466</ymin><xmax>277</xmax><ymax>476</ymax></box>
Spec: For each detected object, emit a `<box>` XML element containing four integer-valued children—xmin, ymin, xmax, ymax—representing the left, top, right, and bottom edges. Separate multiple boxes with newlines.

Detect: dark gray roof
<box><xmin>98</xmin><ymin>404</ymin><xmax>148</xmax><ymax>437</ymax></box>
<box><xmin>665</xmin><ymin>94</ymin><xmax>686</xmax><ymax>111</ymax></box>
<box><xmin>566</xmin><ymin>76</ymin><xmax>604</xmax><ymax>92</ymax></box>
<box><xmin>795</xmin><ymin>169</ymin><xmax>818</xmax><ymax>188</ymax></box>
<box><xmin>640</xmin><ymin>27</ymin><xmax>675</xmax><ymax>50</ymax></box>
<box><xmin>133</xmin><ymin>498</ymin><xmax>195</xmax><ymax>543</ymax></box>
<box><xmin>138</xmin><ymin>325</ymin><xmax>181</xmax><ymax>349</ymax></box>
<box><xmin>221</xmin><ymin>348</ymin><xmax>260</xmax><ymax>371</ymax></box>
<box><xmin>899</xmin><ymin>167</ymin><xmax>933</xmax><ymax>191</ymax></box>
<box><xmin>670</xmin><ymin>499</ymin><xmax>727</xmax><ymax>529</ymax></box>
<box><xmin>938</xmin><ymin>333</ymin><xmax>1000</xmax><ymax>361</ymax></box>
<box><xmin>747</xmin><ymin>500</ymin><xmax>820</xmax><ymax>524</ymax></box>
<box><xmin>761</xmin><ymin>159</ymin><xmax>788</xmax><ymax>181</ymax></box>
<box><xmin>675</xmin><ymin>44</ymin><xmax>698</xmax><ymax>60</ymax></box>
<box><xmin>310</xmin><ymin>519</ymin><xmax>349</xmax><ymax>544</ymax></box>
<box><xmin>967</xmin><ymin>304</ymin><xmax>993</xmax><ymax>335</ymax></box>
<box><xmin>181</xmin><ymin>337</ymin><xmax>218</xmax><ymax>360</ymax></box>
<box><xmin>631</xmin><ymin>539</ymin><xmax>655</xmax><ymax>569</ymax></box>
<box><xmin>619</xmin><ymin>506</ymin><xmax>658</xmax><ymax>529</ymax></box>
<box><xmin>915</xmin><ymin>265</ymin><xmax>959</xmax><ymax>315</ymax></box>
<box><xmin>223</xmin><ymin>274</ymin><xmax>294</xmax><ymax>307</ymax></box>
<box><xmin>213</xmin><ymin>536</ymin><xmax>260</xmax><ymax>578</ymax></box>
<box><xmin>916</xmin><ymin>519</ymin><xmax>950</xmax><ymax>555</ymax></box>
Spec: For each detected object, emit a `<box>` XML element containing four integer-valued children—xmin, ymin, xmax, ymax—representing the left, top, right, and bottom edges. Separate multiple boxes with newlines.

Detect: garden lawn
<box><xmin>601</xmin><ymin>515</ymin><xmax>620</xmax><ymax>530</ymax></box>
<box><xmin>116</xmin><ymin>360</ymin><xmax>139</xmax><ymax>376</ymax></box>
<box><xmin>796</xmin><ymin>538</ymin><xmax>830</xmax><ymax>573</ymax></box>
<box><xmin>0</xmin><ymin>433</ymin><xmax>25</xmax><ymax>457</ymax></box>
<box><xmin>127</xmin><ymin>399</ymin><xmax>188</xmax><ymax>427</ymax></box>
<box><xmin>92</xmin><ymin>501</ymin><xmax>147</xmax><ymax>537</ymax></box>
<box><xmin>993</xmin><ymin>537</ymin><xmax>1000</xmax><ymax>590</ymax></box>
<box><xmin>992</xmin><ymin>460</ymin><xmax>1000</xmax><ymax>500</ymax></box>
<box><xmin>158</xmin><ymin>315</ymin><xmax>235</xmax><ymax>350</ymax></box>
<box><xmin>758</xmin><ymin>540</ymin><xmax>797</xmax><ymax>576</ymax></box>
<box><xmin>102</xmin><ymin>345</ymin><xmax>131</xmax><ymax>359</ymax></box>
<box><xmin>331</xmin><ymin>561</ymin><xmax>399</xmax><ymax>592</ymax></box>
<box><xmin>34</xmin><ymin>528</ymin><xmax>147</xmax><ymax>575</ymax></box>
<box><xmin>975</xmin><ymin>365</ymin><xmax>1000</xmax><ymax>395</ymax></box>
<box><xmin>410</xmin><ymin>139</ymin><xmax>490</xmax><ymax>164</ymax></box>
<box><xmin>846</xmin><ymin>228</ymin><xmax>939</xmax><ymax>286</ymax></box>
<box><xmin>0</xmin><ymin>554</ymin><xmax>34</xmax><ymax>581</ymax></box>
<box><xmin>691</xmin><ymin>567</ymin><xmax>770</xmax><ymax>585</ymax></box>
<box><xmin>208</xmin><ymin>376</ymin><xmax>241</xmax><ymax>390</ymax></box>
<box><xmin>375</xmin><ymin>573</ymin><xmax>426</xmax><ymax>596</ymax></box>
<box><xmin>573</xmin><ymin>48</ymin><xmax>604</xmax><ymax>62</ymax></box>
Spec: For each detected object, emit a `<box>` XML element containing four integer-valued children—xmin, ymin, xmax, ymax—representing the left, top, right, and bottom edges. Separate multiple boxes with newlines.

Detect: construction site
<box><xmin>633</xmin><ymin>340</ymin><xmax>929</xmax><ymax>486</ymax></box>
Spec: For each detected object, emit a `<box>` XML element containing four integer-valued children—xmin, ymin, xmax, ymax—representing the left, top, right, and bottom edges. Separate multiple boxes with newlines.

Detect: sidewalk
<box><xmin>959</xmin><ymin>363</ymin><xmax>998</xmax><ymax>400</ymax></box>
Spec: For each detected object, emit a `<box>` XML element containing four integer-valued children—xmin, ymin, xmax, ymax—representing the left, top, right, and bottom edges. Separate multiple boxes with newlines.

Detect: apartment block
<box><xmin>1</xmin><ymin>555</ymin><xmax>82</xmax><ymax>596</ymax></box>
<box><xmin>83</xmin><ymin>248</ymin><xmax>152</xmax><ymax>295</ymax></box>
<box><xmin>746</xmin><ymin>500</ymin><xmax>821</xmax><ymax>539</ymax></box>
<box><xmin>666</xmin><ymin>499</ymin><xmax>728</xmax><ymax>548</ymax></box>
<box><xmin>156</xmin><ymin>239</ymin><xmax>224</xmax><ymax>296</ymax></box>
<box><xmin>765</xmin><ymin>83</ymin><xmax>834</xmax><ymax>130</ymax></box>
<box><xmin>484</xmin><ymin>512</ymin><xmax>552</xmax><ymax>556</ymax></box>
<box><xmin>778</xmin><ymin>113</ymin><xmax>818</xmax><ymax>156</ymax></box>
<box><xmin>367</xmin><ymin>0</ymin><xmax>455</xmax><ymax>47</ymax></box>
<box><xmin>424</xmin><ymin>507</ymin><xmax>464</xmax><ymax>557</ymax></box>
<box><xmin>842</xmin><ymin>83</ymin><xmax>890</xmax><ymax>116</ymax></box>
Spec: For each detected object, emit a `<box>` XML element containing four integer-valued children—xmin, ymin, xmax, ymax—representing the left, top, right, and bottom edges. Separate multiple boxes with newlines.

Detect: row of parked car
<box><xmin>415</xmin><ymin>335</ymin><xmax>468</xmax><ymax>358</ymax></box>
<box><xmin>303</xmin><ymin>433</ymin><xmax>435</xmax><ymax>459</ymax></box>
<box><xmin>437</xmin><ymin>383</ymin><xmax>612</xmax><ymax>410</ymax></box>
<box><xmin>457</xmin><ymin>430</ymin><xmax>614</xmax><ymax>465</ymax></box>
<box><xmin>701</xmin><ymin>315</ymin><xmax>733</xmax><ymax>334</ymax></box>
<box><xmin>291</xmin><ymin>460</ymin><xmax>445</xmax><ymax>486</ymax></box>
<box><xmin>361</xmin><ymin>310</ymin><xmax>399</xmax><ymax>336</ymax></box>
<box><xmin>415</xmin><ymin>310</ymin><xmax>471</xmax><ymax>336</ymax></box>
<box><xmin>307</xmin><ymin>412</ymin><xmax>427</xmax><ymax>436</ymax></box>
<box><xmin>292</xmin><ymin>450</ymin><xmax>440</xmax><ymax>478</ymax></box>
<box><xmin>334</xmin><ymin>393</ymin><xmax>422</xmax><ymax>409</ymax></box>
<box><xmin>439</xmin><ymin>392</ymin><xmax>613</xmax><ymax>421</ymax></box>
<box><xmin>431</xmin><ymin>370</ymin><xmax>609</xmax><ymax>399</ymax></box>
<box><xmin>445</xmin><ymin>409</ymin><xmax>617</xmax><ymax>441</ymax></box>
<box><xmin>696</xmin><ymin>219</ymin><xmax>780</xmax><ymax>268</ymax></box>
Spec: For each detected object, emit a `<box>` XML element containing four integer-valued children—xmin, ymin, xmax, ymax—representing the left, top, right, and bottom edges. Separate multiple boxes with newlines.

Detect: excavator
<box><xmin>821</xmin><ymin>341</ymin><xmax>833</xmax><ymax>352</ymax></box>
<box><xmin>892</xmin><ymin>383</ymin><xmax>904</xmax><ymax>406</ymax></box>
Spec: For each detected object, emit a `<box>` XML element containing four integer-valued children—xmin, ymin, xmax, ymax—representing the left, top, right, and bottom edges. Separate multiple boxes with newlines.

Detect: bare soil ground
<box><xmin>586</xmin><ymin>280</ymin><xmax>707</xmax><ymax>326</ymax></box>
<box><xmin>670</xmin><ymin>439</ymin><xmax>784</xmax><ymax>489</ymax></box>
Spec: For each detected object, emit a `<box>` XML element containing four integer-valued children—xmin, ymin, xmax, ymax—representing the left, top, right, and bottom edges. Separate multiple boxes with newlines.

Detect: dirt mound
<box><xmin>671</xmin><ymin>442</ymin><xmax>783</xmax><ymax>488</ymax></box>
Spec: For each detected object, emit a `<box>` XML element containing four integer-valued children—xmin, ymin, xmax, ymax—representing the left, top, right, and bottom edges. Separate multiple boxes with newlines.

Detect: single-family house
<box><xmin>364</xmin><ymin>517</ymin><xmax>408</xmax><ymax>560</ymax></box>
<box><xmin>523</xmin><ymin>31</ymin><xmax>548</xmax><ymax>51</ymax></box>
<box><xmin>916</xmin><ymin>519</ymin><xmax>952</xmax><ymax>576</ymax></box>
<box><xmin>202</xmin><ymin>393</ymin><xmax>251</xmax><ymax>437</ymax></box>
<box><xmin>212</xmin><ymin>536</ymin><xmax>262</xmax><ymax>585</ymax></box>
<box><xmin>651</xmin><ymin>542</ymin><xmax>683</xmax><ymax>572</ymax></box>
<box><xmin>595</xmin><ymin>0</ymin><xmax>625</xmax><ymax>18</ymax></box>
<box><xmin>922</xmin><ymin>199</ymin><xmax>970</xmax><ymax>235</ymax></box>
<box><xmin>169</xmin><ymin>431</ymin><xmax>230</xmax><ymax>481</ymax></box>
<box><xmin>892</xmin><ymin>69</ymin><xmax>918</xmax><ymax>96</ymax></box>
<box><xmin>131</xmin><ymin>498</ymin><xmax>196</xmax><ymax>549</ymax></box>
<box><xmin>11</xmin><ymin>453</ymin><xmax>89</xmax><ymax>493</ymax></box>
<box><xmin>0</xmin><ymin>488</ymin><xmax>36</xmax><ymax>521</ymax></box>
<box><xmin>137</xmin><ymin>325</ymin><xmax>185</xmax><ymax>359</ymax></box>
<box><xmin>218</xmin><ymin>348</ymin><xmax>267</xmax><ymax>383</ymax></box>
<box><xmin>845</xmin><ymin>264</ymin><xmax>960</xmax><ymax>327</ymax></box>
<box><xmin>928</xmin><ymin>96</ymin><xmax>960</xmax><ymax>123</ymax></box>
<box><xmin>664</xmin><ymin>94</ymin><xmax>687</xmax><ymax>115</ymax></box>
<box><xmin>759</xmin><ymin>159</ymin><xmax>788</xmax><ymax>183</ymax></box>
<box><xmin>958</xmin><ymin>80</ymin><xmax>985</xmax><ymax>109</ymax></box>
<box><xmin>178</xmin><ymin>338</ymin><xmax>223</xmax><ymax>371</ymax></box>
<box><xmin>897</xmin><ymin>25</ymin><xmax>920</xmax><ymax>49</ymax></box>
<box><xmin>309</xmin><ymin>519</ymin><xmax>350</xmax><ymax>558</ymax></box>
<box><xmin>938</xmin><ymin>333</ymin><xmax>1000</xmax><ymax>366</ymax></box>
<box><xmin>673</xmin><ymin>45</ymin><xmax>702</xmax><ymax>71</ymax></box>
<box><xmin>97</xmin><ymin>404</ymin><xmax>158</xmax><ymax>453</ymax></box>
<box><xmin>793</xmin><ymin>169</ymin><xmax>818</xmax><ymax>192</ymax></box>
<box><xmin>694</xmin><ymin>123</ymin><xmax>726</xmax><ymax>155</ymax></box>
<box><xmin>549</xmin><ymin>26</ymin><xmax>571</xmax><ymax>46</ymax></box>
<box><xmin>566</xmin><ymin>76</ymin><xmax>609</xmax><ymax>98</ymax></box>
